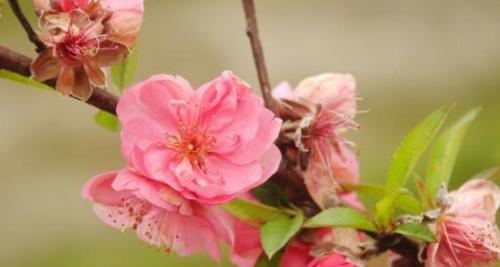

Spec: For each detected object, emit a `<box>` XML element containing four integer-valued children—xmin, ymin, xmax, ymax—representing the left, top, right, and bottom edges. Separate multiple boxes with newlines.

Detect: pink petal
<box><xmin>117</xmin><ymin>74</ymin><xmax>194</xmax><ymax>129</ymax></box>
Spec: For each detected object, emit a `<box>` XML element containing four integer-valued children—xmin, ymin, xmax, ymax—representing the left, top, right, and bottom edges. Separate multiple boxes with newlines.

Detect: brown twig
<box><xmin>0</xmin><ymin>45</ymin><xmax>118</xmax><ymax>114</ymax></box>
<box><xmin>241</xmin><ymin>0</ymin><xmax>275</xmax><ymax>112</ymax></box>
<box><xmin>8</xmin><ymin>0</ymin><xmax>47</xmax><ymax>53</ymax></box>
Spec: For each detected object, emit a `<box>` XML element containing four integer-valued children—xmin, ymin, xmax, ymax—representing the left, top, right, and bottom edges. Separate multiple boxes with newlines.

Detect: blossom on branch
<box><xmin>273</xmin><ymin>73</ymin><xmax>360</xmax><ymax>209</ymax></box>
<box><xmin>117</xmin><ymin>71</ymin><xmax>282</xmax><ymax>204</ymax></box>
<box><xmin>426</xmin><ymin>179</ymin><xmax>500</xmax><ymax>267</ymax></box>
<box><xmin>30</xmin><ymin>0</ymin><xmax>144</xmax><ymax>100</ymax></box>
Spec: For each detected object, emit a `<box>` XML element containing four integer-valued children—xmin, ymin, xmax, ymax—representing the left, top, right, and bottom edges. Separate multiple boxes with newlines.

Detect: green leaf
<box><xmin>395</xmin><ymin>222</ymin><xmax>437</xmax><ymax>242</ymax></box>
<box><xmin>94</xmin><ymin>111</ymin><xmax>120</xmax><ymax>131</ymax></box>
<box><xmin>375</xmin><ymin>189</ymin><xmax>413</xmax><ymax>228</ymax></box>
<box><xmin>260</xmin><ymin>211</ymin><xmax>303</xmax><ymax>258</ymax></box>
<box><xmin>221</xmin><ymin>198</ymin><xmax>289</xmax><ymax>223</ymax></box>
<box><xmin>0</xmin><ymin>69</ymin><xmax>53</xmax><ymax>91</ymax></box>
<box><xmin>111</xmin><ymin>45</ymin><xmax>139</xmax><ymax>92</ymax></box>
<box><xmin>426</xmin><ymin>108</ymin><xmax>481</xmax><ymax>200</ymax></box>
<box><xmin>343</xmin><ymin>183</ymin><xmax>422</xmax><ymax>215</ymax></box>
<box><xmin>342</xmin><ymin>183</ymin><xmax>385</xmax><ymax>198</ymax></box>
<box><xmin>304</xmin><ymin>207</ymin><xmax>377</xmax><ymax>232</ymax></box>
<box><xmin>398</xmin><ymin>194</ymin><xmax>423</xmax><ymax>215</ymax></box>
<box><xmin>386</xmin><ymin>105</ymin><xmax>453</xmax><ymax>192</ymax></box>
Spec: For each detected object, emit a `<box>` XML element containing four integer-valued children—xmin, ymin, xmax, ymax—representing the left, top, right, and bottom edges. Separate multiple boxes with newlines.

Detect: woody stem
<box><xmin>0</xmin><ymin>45</ymin><xmax>118</xmax><ymax>114</ymax></box>
<box><xmin>241</xmin><ymin>0</ymin><xmax>276</xmax><ymax>112</ymax></box>
<box><xmin>7</xmin><ymin>0</ymin><xmax>47</xmax><ymax>53</ymax></box>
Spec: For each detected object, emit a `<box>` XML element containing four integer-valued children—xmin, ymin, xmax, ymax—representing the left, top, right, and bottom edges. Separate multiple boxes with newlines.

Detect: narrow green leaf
<box><xmin>398</xmin><ymin>194</ymin><xmax>423</xmax><ymax>215</ymax></box>
<box><xmin>395</xmin><ymin>222</ymin><xmax>437</xmax><ymax>242</ymax></box>
<box><xmin>0</xmin><ymin>69</ymin><xmax>53</xmax><ymax>91</ymax></box>
<box><xmin>111</xmin><ymin>45</ymin><xmax>139</xmax><ymax>92</ymax></box>
<box><xmin>375</xmin><ymin>189</ymin><xmax>413</xmax><ymax>228</ymax></box>
<box><xmin>221</xmin><ymin>198</ymin><xmax>288</xmax><ymax>223</ymax></box>
<box><xmin>341</xmin><ymin>183</ymin><xmax>385</xmax><ymax>198</ymax></box>
<box><xmin>260</xmin><ymin>211</ymin><xmax>303</xmax><ymax>258</ymax></box>
<box><xmin>343</xmin><ymin>183</ymin><xmax>422</xmax><ymax>215</ymax></box>
<box><xmin>386</xmin><ymin>105</ymin><xmax>453</xmax><ymax>192</ymax></box>
<box><xmin>426</xmin><ymin>108</ymin><xmax>481</xmax><ymax>199</ymax></box>
<box><xmin>304</xmin><ymin>207</ymin><xmax>377</xmax><ymax>232</ymax></box>
<box><xmin>94</xmin><ymin>111</ymin><xmax>119</xmax><ymax>131</ymax></box>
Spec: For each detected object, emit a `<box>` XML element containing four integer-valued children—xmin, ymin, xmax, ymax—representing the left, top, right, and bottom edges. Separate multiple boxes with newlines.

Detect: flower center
<box><xmin>166</xmin><ymin>122</ymin><xmax>216</xmax><ymax>172</ymax></box>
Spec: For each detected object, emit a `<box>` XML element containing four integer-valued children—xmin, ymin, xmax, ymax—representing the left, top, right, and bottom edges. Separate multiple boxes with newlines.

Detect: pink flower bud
<box><xmin>426</xmin><ymin>179</ymin><xmax>500</xmax><ymax>267</ymax></box>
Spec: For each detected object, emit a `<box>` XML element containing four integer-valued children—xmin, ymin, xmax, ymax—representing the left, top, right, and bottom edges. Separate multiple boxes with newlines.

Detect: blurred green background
<box><xmin>1</xmin><ymin>1</ymin><xmax>499</xmax><ymax>266</ymax></box>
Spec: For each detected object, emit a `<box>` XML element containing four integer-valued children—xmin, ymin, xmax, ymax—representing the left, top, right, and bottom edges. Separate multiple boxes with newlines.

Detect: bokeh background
<box><xmin>1</xmin><ymin>1</ymin><xmax>500</xmax><ymax>266</ymax></box>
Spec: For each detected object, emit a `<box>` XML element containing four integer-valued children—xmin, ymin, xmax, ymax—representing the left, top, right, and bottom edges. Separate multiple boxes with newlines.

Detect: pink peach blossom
<box><xmin>82</xmin><ymin>169</ymin><xmax>234</xmax><ymax>260</ymax></box>
<box><xmin>83</xmin><ymin>169</ymin><xmax>263</xmax><ymax>266</ymax></box>
<box><xmin>117</xmin><ymin>72</ymin><xmax>282</xmax><ymax>204</ymax></box>
<box><xmin>273</xmin><ymin>73</ymin><xmax>360</xmax><ymax>209</ymax></box>
<box><xmin>426</xmin><ymin>179</ymin><xmax>500</xmax><ymax>267</ymax></box>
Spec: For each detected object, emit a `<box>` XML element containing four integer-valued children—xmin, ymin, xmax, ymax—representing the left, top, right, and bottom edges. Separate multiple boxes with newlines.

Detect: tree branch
<box><xmin>8</xmin><ymin>0</ymin><xmax>47</xmax><ymax>53</ymax></box>
<box><xmin>241</xmin><ymin>0</ymin><xmax>275</xmax><ymax>112</ymax></box>
<box><xmin>0</xmin><ymin>45</ymin><xmax>119</xmax><ymax>114</ymax></box>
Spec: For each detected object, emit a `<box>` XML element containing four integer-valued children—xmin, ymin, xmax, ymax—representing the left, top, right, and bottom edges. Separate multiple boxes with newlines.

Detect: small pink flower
<box><xmin>426</xmin><ymin>179</ymin><xmax>500</xmax><ymax>267</ymax></box>
<box><xmin>82</xmin><ymin>169</ymin><xmax>235</xmax><ymax>260</ymax></box>
<box><xmin>272</xmin><ymin>73</ymin><xmax>359</xmax><ymax>209</ymax></box>
<box><xmin>307</xmin><ymin>252</ymin><xmax>361</xmax><ymax>267</ymax></box>
<box><xmin>117</xmin><ymin>72</ymin><xmax>282</xmax><ymax>204</ymax></box>
<box><xmin>31</xmin><ymin>0</ymin><xmax>144</xmax><ymax>100</ymax></box>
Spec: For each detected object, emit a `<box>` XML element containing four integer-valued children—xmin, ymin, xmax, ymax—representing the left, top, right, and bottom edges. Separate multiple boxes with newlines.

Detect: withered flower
<box><xmin>31</xmin><ymin>0</ymin><xmax>143</xmax><ymax>100</ymax></box>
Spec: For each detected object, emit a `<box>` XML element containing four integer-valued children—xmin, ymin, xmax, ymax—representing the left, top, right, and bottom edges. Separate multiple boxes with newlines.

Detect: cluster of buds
<box><xmin>30</xmin><ymin>0</ymin><xmax>143</xmax><ymax>100</ymax></box>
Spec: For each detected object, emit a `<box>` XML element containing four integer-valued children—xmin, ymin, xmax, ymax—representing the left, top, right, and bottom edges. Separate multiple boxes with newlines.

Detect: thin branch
<box><xmin>8</xmin><ymin>0</ymin><xmax>46</xmax><ymax>53</ymax></box>
<box><xmin>0</xmin><ymin>45</ymin><xmax>118</xmax><ymax>114</ymax></box>
<box><xmin>241</xmin><ymin>0</ymin><xmax>275</xmax><ymax>112</ymax></box>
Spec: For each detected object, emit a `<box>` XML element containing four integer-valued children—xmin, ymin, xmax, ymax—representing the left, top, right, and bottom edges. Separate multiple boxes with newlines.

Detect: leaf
<box><xmin>94</xmin><ymin>111</ymin><xmax>120</xmax><ymax>131</ymax></box>
<box><xmin>386</xmin><ymin>105</ymin><xmax>453</xmax><ymax>192</ymax></box>
<box><xmin>375</xmin><ymin>189</ymin><xmax>413</xmax><ymax>228</ymax></box>
<box><xmin>426</xmin><ymin>108</ymin><xmax>481</xmax><ymax>199</ymax></box>
<box><xmin>111</xmin><ymin>45</ymin><xmax>138</xmax><ymax>92</ymax></box>
<box><xmin>221</xmin><ymin>198</ymin><xmax>289</xmax><ymax>223</ymax></box>
<box><xmin>0</xmin><ymin>69</ymin><xmax>53</xmax><ymax>91</ymax></box>
<box><xmin>260</xmin><ymin>211</ymin><xmax>303</xmax><ymax>258</ymax></box>
<box><xmin>342</xmin><ymin>183</ymin><xmax>385</xmax><ymax>198</ymax></box>
<box><xmin>398</xmin><ymin>194</ymin><xmax>423</xmax><ymax>215</ymax></box>
<box><xmin>343</xmin><ymin>183</ymin><xmax>422</xmax><ymax>215</ymax></box>
<box><xmin>304</xmin><ymin>207</ymin><xmax>377</xmax><ymax>232</ymax></box>
<box><xmin>395</xmin><ymin>222</ymin><xmax>437</xmax><ymax>242</ymax></box>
